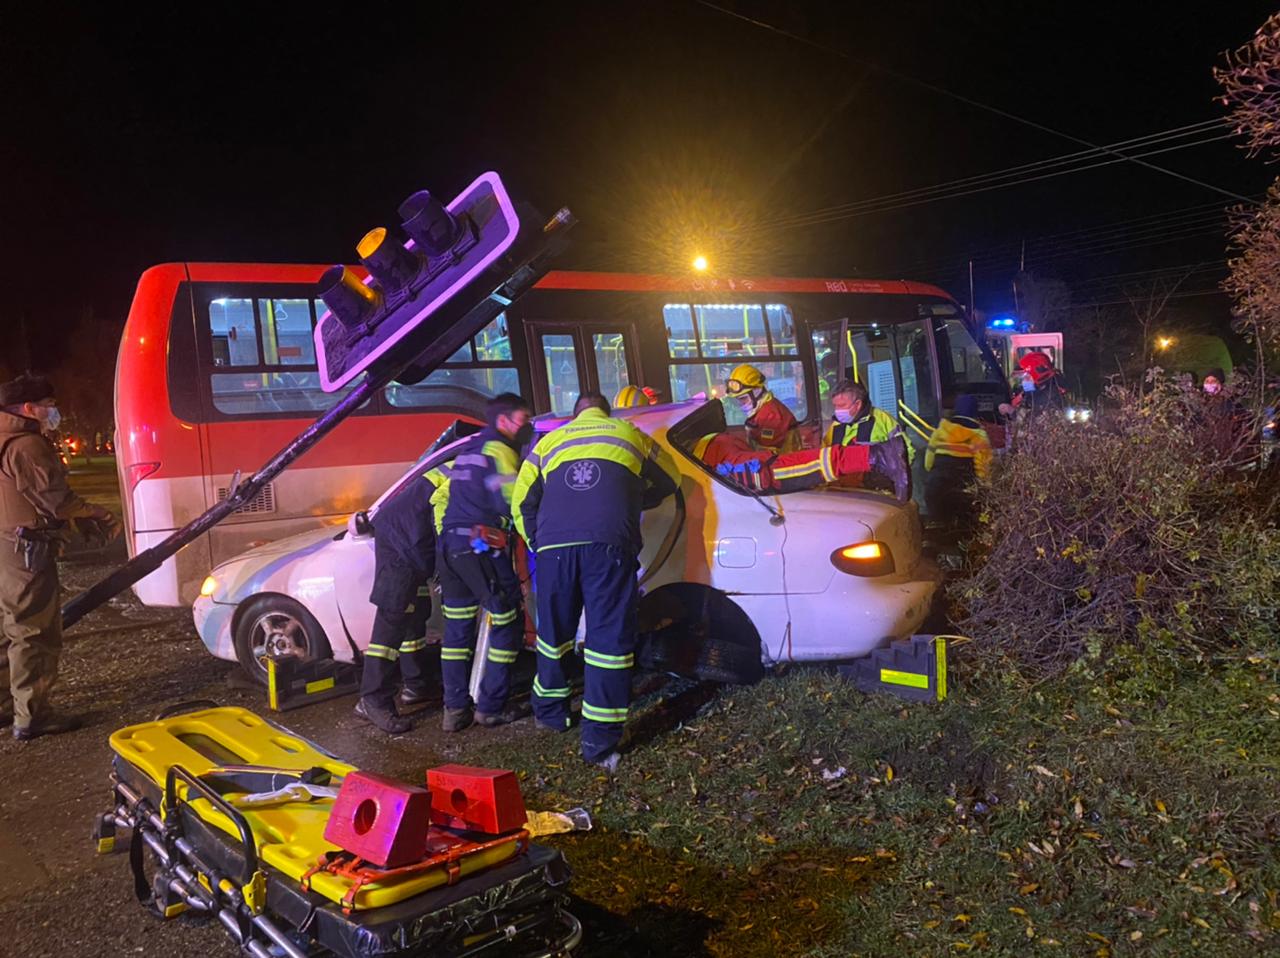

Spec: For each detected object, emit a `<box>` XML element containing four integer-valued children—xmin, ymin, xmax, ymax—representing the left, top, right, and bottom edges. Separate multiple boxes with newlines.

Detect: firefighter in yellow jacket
<box><xmin>924</xmin><ymin>393</ymin><xmax>992</xmax><ymax>524</ymax></box>
<box><xmin>0</xmin><ymin>374</ymin><xmax>121</xmax><ymax>741</ymax></box>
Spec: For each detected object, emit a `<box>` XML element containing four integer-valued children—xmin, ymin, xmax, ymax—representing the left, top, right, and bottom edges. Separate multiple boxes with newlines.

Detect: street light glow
<box><xmin>692</xmin><ymin>254</ymin><xmax>709</xmax><ymax>272</ymax></box>
<box><xmin>1156</xmin><ymin>336</ymin><xmax>1174</xmax><ymax>351</ymax></box>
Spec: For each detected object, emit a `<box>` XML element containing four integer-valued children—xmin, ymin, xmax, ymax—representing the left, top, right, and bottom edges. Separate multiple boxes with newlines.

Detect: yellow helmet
<box><xmin>614</xmin><ymin>385</ymin><xmax>644</xmax><ymax>407</ymax></box>
<box><xmin>725</xmin><ymin>364</ymin><xmax>766</xmax><ymax>395</ymax></box>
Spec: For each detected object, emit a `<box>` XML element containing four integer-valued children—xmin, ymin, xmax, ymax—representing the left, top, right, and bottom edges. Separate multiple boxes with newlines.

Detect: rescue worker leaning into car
<box><xmin>511</xmin><ymin>392</ymin><xmax>679</xmax><ymax>772</ymax></box>
<box><xmin>436</xmin><ymin>393</ymin><xmax>535</xmax><ymax>733</ymax></box>
<box><xmin>354</xmin><ymin>447</ymin><xmax>449</xmax><ymax>735</ymax></box>
<box><xmin>725</xmin><ymin>364</ymin><xmax>802</xmax><ymax>453</ymax></box>
<box><xmin>0</xmin><ymin>374</ymin><xmax>121</xmax><ymax>741</ymax></box>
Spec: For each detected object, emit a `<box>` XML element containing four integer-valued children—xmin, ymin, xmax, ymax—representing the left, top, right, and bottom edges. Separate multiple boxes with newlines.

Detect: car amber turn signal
<box><xmin>199</xmin><ymin>575</ymin><xmax>218</xmax><ymax>598</ymax></box>
<box><xmin>830</xmin><ymin>540</ymin><xmax>895</xmax><ymax>577</ymax></box>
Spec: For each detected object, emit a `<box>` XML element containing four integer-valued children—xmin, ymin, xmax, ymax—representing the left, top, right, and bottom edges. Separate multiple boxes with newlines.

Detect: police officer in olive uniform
<box><xmin>511</xmin><ymin>392</ymin><xmax>679</xmax><ymax>771</ymax></box>
<box><xmin>0</xmin><ymin>375</ymin><xmax>121</xmax><ymax>741</ymax></box>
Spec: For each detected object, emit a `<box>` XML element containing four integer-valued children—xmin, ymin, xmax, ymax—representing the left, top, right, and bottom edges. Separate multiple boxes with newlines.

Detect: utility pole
<box><xmin>968</xmin><ymin>259</ymin><xmax>976</xmax><ymax>322</ymax></box>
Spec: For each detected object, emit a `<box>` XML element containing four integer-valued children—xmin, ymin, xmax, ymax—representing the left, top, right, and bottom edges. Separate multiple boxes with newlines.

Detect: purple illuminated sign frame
<box><xmin>314</xmin><ymin>170</ymin><xmax>522</xmax><ymax>392</ymax></box>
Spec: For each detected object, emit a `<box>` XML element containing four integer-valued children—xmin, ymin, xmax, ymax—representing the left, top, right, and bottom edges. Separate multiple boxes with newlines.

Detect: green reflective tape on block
<box><xmin>935</xmin><ymin>637</ymin><xmax>948</xmax><ymax>701</ymax></box>
<box><xmin>880</xmin><ymin>668</ymin><xmax>929</xmax><ymax>690</ymax></box>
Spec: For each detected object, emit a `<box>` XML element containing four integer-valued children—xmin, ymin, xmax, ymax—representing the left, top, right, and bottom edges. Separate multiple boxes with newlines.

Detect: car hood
<box><xmin>214</xmin><ymin>526</ymin><xmax>340</xmax><ymax>569</ymax></box>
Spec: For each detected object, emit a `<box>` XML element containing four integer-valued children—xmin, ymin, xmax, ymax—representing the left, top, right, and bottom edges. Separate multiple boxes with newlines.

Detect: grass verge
<box><xmin>448</xmin><ymin>658</ymin><xmax>1280</xmax><ymax>956</ymax></box>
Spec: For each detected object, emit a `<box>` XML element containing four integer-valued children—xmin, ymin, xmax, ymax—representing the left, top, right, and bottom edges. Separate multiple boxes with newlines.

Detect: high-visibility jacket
<box><xmin>440</xmin><ymin>427</ymin><xmax>521</xmax><ymax>534</ymax></box>
<box><xmin>924</xmin><ymin>415</ymin><xmax>992</xmax><ymax>480</ymax></box>
<box><xmin>744</xmin><ymin>392</ymin><xmax>799</xmax><ymax>452</ymax></box>
<box><xmin>371</xmin><ymin>473</ymin><xmax>439</xmax><ymax>578</ymax></box>
<box><xmin>511</xmin><ymin>408</ymin><xmax>679</xmax><ymax>553</ymax></box>
<box><xmin>822</xmin><ymin>406</ymin><xmax>915</xmax><ymax>463</ymax></box>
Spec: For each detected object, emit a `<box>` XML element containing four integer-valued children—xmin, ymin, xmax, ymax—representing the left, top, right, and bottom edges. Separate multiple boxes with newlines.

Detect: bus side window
<box><xmin>260</xmin><ymin>298</ymin><xmax>316</xmax><ymax>365</ymax></box>
<box><xmin>209</xmin><ymin>298</ymin><xmax>258</xmax><ymax>366</ymax></box>
<box><xmin>664</xmin><ymin>302</ymin><xmax>807</xmax><ymax>421</ymax></box>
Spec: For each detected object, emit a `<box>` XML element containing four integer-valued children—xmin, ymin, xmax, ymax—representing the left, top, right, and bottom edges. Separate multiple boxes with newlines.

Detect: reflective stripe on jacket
<box><xmin>924</xmin><ymin>416</ymin><xmax>992</xmax><ymax>481</ymax></box>
<box><xmin>511</xmin><ymin>408</ymin><xmax>679</xmax><ymax>553</ymax></box>
<box><xmin>822</xmin><ymin>407</ymin><xmax>915</xmax><ymax>462</ymax></box>
<box><xmin>441</xmin><ymin>427</ymin><xmax>521</xmax><ymax>534</ymax></box>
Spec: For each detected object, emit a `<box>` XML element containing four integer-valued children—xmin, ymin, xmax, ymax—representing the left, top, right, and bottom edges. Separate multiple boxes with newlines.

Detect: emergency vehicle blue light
<box><xmin>987</xmin><ymin>316</ymin><xmax>1016</xmax><ymax>329</ymax></box>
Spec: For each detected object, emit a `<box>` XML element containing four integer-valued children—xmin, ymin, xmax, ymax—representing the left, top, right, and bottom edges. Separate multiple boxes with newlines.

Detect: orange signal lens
<box><xmin>841</xmin><ymin>542</ymin><xmax>883</xmax><ymax>560</ymax></box>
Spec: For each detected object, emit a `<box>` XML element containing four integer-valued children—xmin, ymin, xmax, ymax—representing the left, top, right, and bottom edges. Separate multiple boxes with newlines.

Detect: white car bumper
<box><xmin>193</xmin><ymin>595</ymin><xmax>238</xmax><ymax>662</ymax></box>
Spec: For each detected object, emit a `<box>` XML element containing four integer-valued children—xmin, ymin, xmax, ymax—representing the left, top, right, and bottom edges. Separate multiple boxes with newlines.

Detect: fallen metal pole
<box><xmin>61</xmin><ymin>373</ymin><xmax>384</xmax><ymax>631</ymax></box>
<box><xmin>61</xmin><ymin>209</ymin><xmax>571</xmax><ymax>631</ymax></box>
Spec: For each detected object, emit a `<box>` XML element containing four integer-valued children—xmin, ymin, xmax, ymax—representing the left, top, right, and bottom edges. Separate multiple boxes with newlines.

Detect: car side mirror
<box><xmin>351</xmin><ymin>511</ymin><xmax>373</xmax><ymax>538</ymax></box>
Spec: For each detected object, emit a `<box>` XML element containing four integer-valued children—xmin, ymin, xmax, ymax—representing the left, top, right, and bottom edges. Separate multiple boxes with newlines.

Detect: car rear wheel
<box><xmin>233</xmin><ymin>595</ymin><xmax>333</xmax><ymax>686</ymax></box>
<box><xmin>635</xmin><ymin>583</ymin><xmax>764</xmax><ymax>685</ymax></box>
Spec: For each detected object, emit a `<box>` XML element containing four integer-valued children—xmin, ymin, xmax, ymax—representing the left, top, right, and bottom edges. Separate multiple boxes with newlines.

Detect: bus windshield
<box><xmin>924</xmin><ymin>302</ymin><xmax>1005</xmax><ymax>402</ymax></box>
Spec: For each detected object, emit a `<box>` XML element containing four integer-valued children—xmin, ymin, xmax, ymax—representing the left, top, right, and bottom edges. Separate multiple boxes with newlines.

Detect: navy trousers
<box><xmin>531</xmin><ymin>543</ymin><xmax>638</xmax><ymax>761</ymax></box>
<box><xmin>360</xmin><ymin>575</ymin><xmax>433</xmax><ymax>708</ymax></box>
<box><xmin>437</xmin><ymin>542</ymin><xmax>524</xmax><ymax>713</ymax></box>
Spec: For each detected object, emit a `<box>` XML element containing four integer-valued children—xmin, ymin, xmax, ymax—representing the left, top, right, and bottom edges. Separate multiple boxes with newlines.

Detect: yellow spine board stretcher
<box><xmin>109</xmin><ymin>706</ymin><xmax>521</xmax><ymax>911</ymax></box>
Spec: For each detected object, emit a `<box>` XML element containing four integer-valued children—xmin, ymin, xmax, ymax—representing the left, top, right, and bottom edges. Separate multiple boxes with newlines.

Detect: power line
<box><xmin>755</xmin><ymin>120</ymin><xmax>1226</xmax><ymax>230</ymax></box>
<box><xmin>903</xmin><ymin>206</ymin><xmax>1229</xmax><ymax>276</ymax></box>
<box><xmin>694</xmin><ymin>0</ymin><xmax>1254</xmax><ymax>203</ymax></box>
<box><xmin>754</xmin><ymin>132</ymin><xmax>1233</xmax><ymax>231</ymax></box>
<box><xmin>1070</xmin><ymin>288</ymin><xmax>1225</xmax><ymax>309</ymax></box>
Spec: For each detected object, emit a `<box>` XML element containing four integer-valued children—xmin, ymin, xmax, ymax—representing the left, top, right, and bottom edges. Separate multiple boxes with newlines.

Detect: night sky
<box><xmin>2</xmin><ymin>1</ymin><xmax>1277</xmax><ymax>368</ymax></box>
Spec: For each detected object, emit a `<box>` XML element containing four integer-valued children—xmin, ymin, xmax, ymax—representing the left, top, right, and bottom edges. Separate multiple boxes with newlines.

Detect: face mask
<box><xmin>1021</xmin><ymin>377</ymin><xmax>1036</xmax><ymax>393</ymax></box>
<box><xmin>39</xmin><ymin>405</ymin><xmax>61</xmax><ymax>432</ymax></box>
<box><xmin>514</xmin><ymin>422</ymin><xmax>535</xmax><ymax>448</ymax></box>
<box><xmin>833</xmin><ymin>408</ymin><xmax>855</xmax><ymax>424</ymax></box>
<box><xmin>1203</xmin><ymin>382</ymin><xmax>1221</xmax><ymax>395</ymax></box>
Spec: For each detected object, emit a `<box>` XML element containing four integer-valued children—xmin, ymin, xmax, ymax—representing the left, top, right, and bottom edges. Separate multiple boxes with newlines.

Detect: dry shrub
<box><xmin>951</xmin><ymin>376</ymin><xmax>1280</xmax><ymax>676</ymax></box>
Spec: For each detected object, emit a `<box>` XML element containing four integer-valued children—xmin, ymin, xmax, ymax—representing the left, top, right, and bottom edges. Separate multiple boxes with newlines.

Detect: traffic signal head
<box><xmin>315</xmin><ymin>171</ymin><xmax>527</xmax><ymax>391</ymax></box>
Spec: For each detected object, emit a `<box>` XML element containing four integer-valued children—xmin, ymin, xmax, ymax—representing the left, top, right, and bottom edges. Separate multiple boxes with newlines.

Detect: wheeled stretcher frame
<box><xmin>93</xmin><ymin>703</ymin><xmax>582</xmax><ymax>957</ymax></box>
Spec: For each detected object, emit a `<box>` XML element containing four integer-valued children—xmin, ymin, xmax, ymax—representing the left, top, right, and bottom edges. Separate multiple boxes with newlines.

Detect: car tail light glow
<box><xmin>830</xmin><ymin>540</ymin><xmax>895</xmax><ymax>577</ymax></box>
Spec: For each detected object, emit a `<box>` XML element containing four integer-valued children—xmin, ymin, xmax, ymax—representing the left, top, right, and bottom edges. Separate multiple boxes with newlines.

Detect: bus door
<box><xmin>807</xmin><ymin>317</ymin><xmax>908</xmax><ymax>429</ymax></box>
<box><xmin>525</xmin><ymin>323</ymin><xmax>640</xmax><ymax>415</ymax></box>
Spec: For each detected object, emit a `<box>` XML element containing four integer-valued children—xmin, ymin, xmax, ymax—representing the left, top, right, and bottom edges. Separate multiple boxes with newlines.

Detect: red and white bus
<box><xmin>117</xmin><ymin>264</ymin><xmax>1006</xmax><ymax>605</ymax></box>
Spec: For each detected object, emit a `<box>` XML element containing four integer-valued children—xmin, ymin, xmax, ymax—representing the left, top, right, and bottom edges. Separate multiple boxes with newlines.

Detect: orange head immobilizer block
<box><xmin>323</xmin><ymin>770</ymin><xmax>432</xmax><ymax>867</ymax></box>
<box><xmin>426</xmin><ymin>765</ymin><xmax>527</xmax><ymax>835</ymax></box>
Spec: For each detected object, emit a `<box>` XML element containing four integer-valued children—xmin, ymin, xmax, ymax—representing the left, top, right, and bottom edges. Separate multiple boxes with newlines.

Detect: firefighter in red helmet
<box><xmin>1009</xmin><ymin>351</ymin><xmax>1067</xmax><ymax>418</ymax></box>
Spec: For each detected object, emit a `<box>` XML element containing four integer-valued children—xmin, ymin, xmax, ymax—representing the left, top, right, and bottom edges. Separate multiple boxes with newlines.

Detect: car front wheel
<box><xmin>232</xmin><ymin>595</ymin><xmax>333</xmax><ymax>686</ymax></box>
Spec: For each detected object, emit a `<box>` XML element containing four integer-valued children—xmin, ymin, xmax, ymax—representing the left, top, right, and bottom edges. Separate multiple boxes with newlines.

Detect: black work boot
<box><xmin>442</xmin><ymin>706</ymin><xmax>474</xmax><ymax>733</ymax></box>
<box><xmin>396</xmin><ymin>686</ymin><xmax>436</xmax><ymax>712</ymax></box>
<box><xmin>870</xmin><ymin>437</ymin><xmax>911</xmax><ymax>504</ymax></box>
<box><xmin>13</xmin><ymin>711</ymin><xmax>83</xmax><ymax>742</ymax></box>
<box><xmin>353</xmin><ymin>697</ymin><xmax>412</xmax><ymax>735</ymax></box>
<box><xmin>475</xmin><ymin>702</ymin><xmax>532</xmax><ymax>728</ymax></box>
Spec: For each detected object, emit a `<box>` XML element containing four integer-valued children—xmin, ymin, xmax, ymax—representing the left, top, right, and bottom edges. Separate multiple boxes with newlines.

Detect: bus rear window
<box><xmin>205</xmin><ymin>296</ymin><xmax>356</xmax><ymax>415</ymax></box>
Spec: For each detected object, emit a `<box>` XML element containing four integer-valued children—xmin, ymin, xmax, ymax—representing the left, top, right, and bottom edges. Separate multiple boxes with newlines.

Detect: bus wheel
<box><xmin>233</xmin><ymin>595</ymin><xmax>333</xmax><ymax>686</ymax></box>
